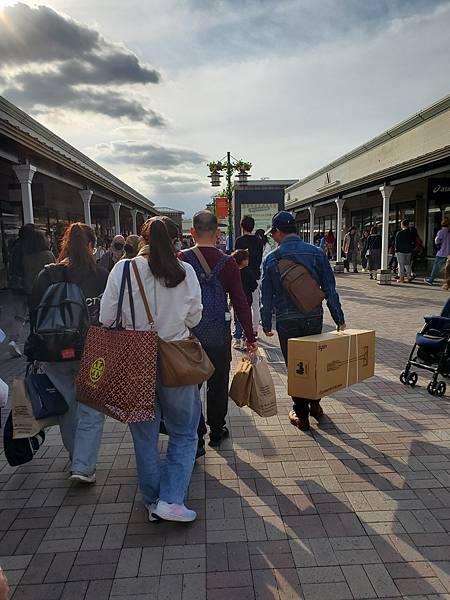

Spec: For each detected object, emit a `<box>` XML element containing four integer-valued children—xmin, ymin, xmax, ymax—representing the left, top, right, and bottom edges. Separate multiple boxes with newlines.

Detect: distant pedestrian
<box><xmin>425</xmin><ymin>217</ymin><xmax>450</xmax><ymax>285</ymax></box>
<box><xmin>325</xmin><ymin>229</ymin><xmax>336</xmax><ymax>260</ymax></box>
<box><xmin>231</xmin><ymin>249</ymin><xmax>258</xmax><ymax>350</ymax></box>
<box><xmin>261</xmin><ymin>212</ymin><xmax>345</xmax><ymax>432</ymax></box>
<box><xmin>361</xmin><ymin>230</ymin><xmax>369</xmax><ymax>272</ymax></box>
<box><xmin>7</xmin><ymin>224</ymin><xmax>55</xmax><ymax>357</ymax></box>
<box><xmin>123</xmin><ymin>234</ymin><xmax>140</xmax><ymax>259</ymax></box>
<box><xmin>255</xmin><ymin>229</ymin><xmax>272</xmax><ymax>261</ymax></box>
<box><xmin>29</xmin><ymin>223</ymin><xmax>109</xmax><ymax>483</ymax></box>
<box><xmin>235</xmin><ymin>215</ymin><xmax>263</xmax><ymax>337</ymax></box>
<box><xmin>342</xmin><ymin>226</ymin><xmax>360</xmax><ymax>273</ymax></box>
<box><xmin>366</xmin><ymin>226</ymin><xmax>382</xmax><ymax>280</ymax></box>
<box><xmin>395</xmin><ymin>219</ymin><xmax>416</xmax><ymax>283</ymax></box>
<box><xmin>182</xmin><ymin>211</ymin><xmax>257</xmax><ymax>448</ymax></box>
<box><xmin>101</xmin><ymin>217</ymin><xmax>203</xmax><ymax>522</ymax></box>
<box><xmin>388</xmin><ymin>230</ymin><xmax>398</xmax><ymax>274</ymax></box>
<box><xmin>98</xmin><ymin>235</ymin><xmax>125</xmax><ymax>272</ymax></box>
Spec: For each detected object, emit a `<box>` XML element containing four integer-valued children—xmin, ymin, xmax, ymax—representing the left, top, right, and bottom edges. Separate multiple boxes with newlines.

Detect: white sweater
<box><xmin>99</xmin><ymin>256</ymin><xmax>202</xmax><ymax>342</ymax></box>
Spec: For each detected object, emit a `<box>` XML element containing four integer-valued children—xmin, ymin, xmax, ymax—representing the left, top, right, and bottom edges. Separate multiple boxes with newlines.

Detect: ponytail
<box><xmin>57</xmin><ymin>222</ymin><xmax>96</xmax><ymax>271</ymax></box>
<box><xmin>141</xmin><ymin>217</ymin><xmax>185</xmax><ymax>288</ymax></box>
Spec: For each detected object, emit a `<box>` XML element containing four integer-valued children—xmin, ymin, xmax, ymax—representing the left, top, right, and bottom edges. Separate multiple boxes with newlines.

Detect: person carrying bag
<box><xmin>99</xmin><ymin>217</ymin><xmax>203</xmax><ymax>523</ymax></box>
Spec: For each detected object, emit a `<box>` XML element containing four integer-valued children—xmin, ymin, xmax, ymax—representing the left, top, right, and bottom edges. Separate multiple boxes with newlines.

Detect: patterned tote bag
<box><xmin>76</xmin><ymin>260</ymin><xmax>157</xmax><ymax>423</ymax></box>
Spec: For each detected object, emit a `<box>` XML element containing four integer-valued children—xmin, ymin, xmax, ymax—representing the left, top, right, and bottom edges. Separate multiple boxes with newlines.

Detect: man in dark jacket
<box><xmin>395</xmin><ymin>220</ymin><xmax>416</xmax><ymax>283</ymax></box>
<box><xmin>261</xmin><ymin>212</ymin><xmax>346</xmax><ymax>431</ymax></box>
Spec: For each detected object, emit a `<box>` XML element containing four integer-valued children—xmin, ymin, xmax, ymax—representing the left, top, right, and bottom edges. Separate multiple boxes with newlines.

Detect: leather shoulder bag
<box><xmin>131</xmin><ymin>260</ymin><xmax>214</xmax><ymax>387</ymax></box>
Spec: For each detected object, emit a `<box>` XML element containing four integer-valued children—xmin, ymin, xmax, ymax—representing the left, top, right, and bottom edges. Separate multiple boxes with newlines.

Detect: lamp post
<box><xmin>207</xmin><ymin>152</ymin><xmax>252</xmax><ymax>248</ymax></box>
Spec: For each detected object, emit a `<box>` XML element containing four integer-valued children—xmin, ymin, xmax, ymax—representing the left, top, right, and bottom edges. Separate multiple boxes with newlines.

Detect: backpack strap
<box><xmin>131</xmin><ymin>260</ymin><xmax>155</xmax><ymax>327</ymax></box>
<box><xmin>191</xmin><ymin>246</ymin><xmax>212</xmax><ymax>275</ymax></box>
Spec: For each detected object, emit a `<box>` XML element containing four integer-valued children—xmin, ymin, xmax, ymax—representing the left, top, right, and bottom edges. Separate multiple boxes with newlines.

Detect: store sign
<box><xmin>214</xmin><ymin>197</ymin><xmax>229</xmax><ymax>218</ymax></box>
<box><xmin>429</xmin><ymin>179</ymin><xmax>450</xmax><ymax>197</ymax></box>
<box><xmin>240</xmin><ymin>203</ymin><xmax>279</xmax><ymax>232</ymax></box>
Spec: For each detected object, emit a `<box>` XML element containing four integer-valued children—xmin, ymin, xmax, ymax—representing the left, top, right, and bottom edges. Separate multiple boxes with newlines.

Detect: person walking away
<box><xmin>388</xmin><ymin>230</ymin><xmax>398</xmax><ymax>275</ymax></box>
<box><xmin>100</xmin><ymin>217</ymin><xmax>203</xmax><ymax>522</ymax></box>
<box><xmin>255</xmin><ymin>229</ymin><xmax>272</xmax><ymax>262</ymax></box>
<box><xmin>183</xmin><ymin>211</ymin><xmax>257</xmax><ymax>448</ymax></box>
<box><xmin>366</xmin><ymin>226</ymin><xmax>382</xmax><ymax>280</ymax></box>
<box><xmin>123</xmin><ymin>235</ymin><xmax>140</xmax><ymax>259</ymax></box>
<box><xmin>395</xmin><ymin>220</ymin><xmax>416</xmax><ymax>283</ymax></box>
<box><xmin>342</xmin><ymin>226</ymin><xmax>360</xmax><ymax>273</ymax></box>
<box><xmin>325</xmin><ymin>229</ymin><xmax>336</xmax><ymax>260</ymax></box>
<box><xmin>261</xmin><ymin>211</ymin><xmax>345</xmax><ymax>432</ymax></box>
<box><xmin>235</xmin><ymin>215</ymin><xmax>263</xmax><ymax>337</ymax></box>
<box><xmin>360</xmin><ymin>230</ymin><xmax>369</xmax><ymax>272</ymax></box>
<box><xmin>410</xmin><ymin>226</ymin><xmax>423</xmax><ymax>279</ymax></box>
<box><xmin>29</xmin><ymin>223</ymin><xmax>108</xmax><ymax>483</ymax></box>
<box><xmin>98</xmin><ymin>235</ymin><xmax>125</xmax><ymax>272</ymax></box>
<box><xmin>7</xmin><ymin>224</ymin><xmax>55</xmax><ymax>357</ymax></box>
<box><xmin>231</xmin><ymin>249</ymin><xmax>258</xmax><ymax>350</ymax></box>
<box><xmin>425</xmin><ymin>217</ymin><xmax>450</xmax><ymax>285</ymax></box>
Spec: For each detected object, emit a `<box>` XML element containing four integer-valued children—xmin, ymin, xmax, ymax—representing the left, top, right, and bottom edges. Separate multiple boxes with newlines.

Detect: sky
<box><xmin>0</xmin><ymin>0</ymin><xmax>450</xmax><ymax>216</ymax></box>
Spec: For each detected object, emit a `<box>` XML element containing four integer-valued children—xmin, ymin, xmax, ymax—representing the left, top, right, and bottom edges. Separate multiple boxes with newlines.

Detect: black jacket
<box><xmin>395</xmin><ymin>228</ymin><xmax>416</xmax><ymax>253</ymax></box>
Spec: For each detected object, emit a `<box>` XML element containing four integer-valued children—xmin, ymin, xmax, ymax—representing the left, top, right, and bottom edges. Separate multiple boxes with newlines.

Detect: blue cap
<box><xmin>265</xmin><ymin>211</ymin><xmax>296</xmax><ymax>235</ymax></box>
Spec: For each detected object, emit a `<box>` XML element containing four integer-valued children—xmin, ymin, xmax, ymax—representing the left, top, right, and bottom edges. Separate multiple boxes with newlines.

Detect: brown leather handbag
<box><xmin>131</xmin><ymin>260</ymin><xmax>214</xmax><ymax>387</ymax></box>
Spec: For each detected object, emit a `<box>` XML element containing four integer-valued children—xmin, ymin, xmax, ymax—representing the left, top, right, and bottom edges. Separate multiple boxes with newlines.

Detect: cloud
<box><xmin>145</xmin><ymin>172</ymin><xmax>209</xmax><ymax>194</ymax></box>
<box><xmin>0</xmin><ymin>2</ymin><xmax>162</xmax><ymax>126</ymax></box>
<box><xmin>93</xmin><ymin>140</ymin><xmax>205</xmax><ymax>169</ymax></box>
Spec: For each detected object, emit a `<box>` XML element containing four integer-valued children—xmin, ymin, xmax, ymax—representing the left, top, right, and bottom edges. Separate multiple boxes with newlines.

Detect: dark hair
<box><xmin>255</xmin><ymin>228</ymin><xmax>267</xmax><ymax>244</ymax></box>
<box><xmin>19</xmin><ymin>223</ymin><xmax>49</xmax><ymax>254</ymax></box>
<box><xmin>402</xmin><ymin>219</ymin><xmax>409</xmax><ymax>227</ymax></box>
<box><xmin>141</xmin><ymin>217</ymin><xmax>186</xmax><ymax>288</ymax></box>
<box><xmin>241</xmin><ymin>215</ymin><xmax>255</xmax><ymax>233</ymax></box>
<box><xmin>161</xmin><ymin>216</ymin><xmax>180</xmax><ymax>241</ymax></box>
<box><xmin>279</xmin><ymin>224</ymin><xmax>297</xmax><ymax>234</ymax></box>
<box><xmin>57</xmin><ymin>223</ymin><xmax>96</xmax><ymax>271</ymax></box>
<box><xmin>327</xmin><ymin>229</ymin><xmax>333</xmax><ymax>236</ymax></box>
<box><xmin>192</xmin><ymin>210</ymin><xmax>217</xmax><ymax>234</ymax></box>
<box><xmin>442</xmin><ymin>217</ymin><xmax>449</xmax><ymax>227</ymax></box>
<box><xmin>231</xmin><ymin>248</ymin><xmax>249</xmax><ymax>265</ymax></box>
<box><xmin>370</xmin><ymin>226</ymin><xmax>378</xmax><ymax>235</ymax></box>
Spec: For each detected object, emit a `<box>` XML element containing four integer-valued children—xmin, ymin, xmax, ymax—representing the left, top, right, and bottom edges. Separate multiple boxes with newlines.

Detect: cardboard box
<box><xmin>288</xmin><ymin>329</ymin><xmax>375</xmax><ymax>400</ymax></box>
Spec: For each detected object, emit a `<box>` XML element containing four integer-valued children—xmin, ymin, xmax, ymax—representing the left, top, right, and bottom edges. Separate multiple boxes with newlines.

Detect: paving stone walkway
<box><xmin>1</xmin><ymin>275</ymin><xmax>450</xmax><ymax>599</ymax></box>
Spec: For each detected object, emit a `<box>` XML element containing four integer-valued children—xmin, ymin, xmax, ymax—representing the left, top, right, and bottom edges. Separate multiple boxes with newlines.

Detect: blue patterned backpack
<box><xmin>182</xmin><ymin>247</ymin><xmax>230</xmax><ymax>348</ymax></box>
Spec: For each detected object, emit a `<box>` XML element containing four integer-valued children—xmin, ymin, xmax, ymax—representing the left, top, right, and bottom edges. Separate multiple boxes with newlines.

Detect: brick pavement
<box><xmin>1</xmin><ymin>276</ymin><xmax>450</xmax><ymax>599</ymax></box>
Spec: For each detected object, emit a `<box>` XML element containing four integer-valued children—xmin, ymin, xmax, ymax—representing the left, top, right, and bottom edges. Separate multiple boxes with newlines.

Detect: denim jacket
<box><xmin>261</xmin><ymin>235</ymin><xmax>345</xmax><ymax>332</ymax></box>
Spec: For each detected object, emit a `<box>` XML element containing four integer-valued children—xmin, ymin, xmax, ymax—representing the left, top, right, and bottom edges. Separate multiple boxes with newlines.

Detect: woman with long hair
<box><xmin>100</xmin><ymin>217</ymin><xmax>203</xmax><ymax>522</ymax></box>
<box><xmin>7</xmin><ymin>224</ymin><xmax>55</xmax><ymax>357</ymax></box>
<box><xmin>29</xmin><ymin>223</ymin><xmax>109</xmax><ymax>483</ymax></box>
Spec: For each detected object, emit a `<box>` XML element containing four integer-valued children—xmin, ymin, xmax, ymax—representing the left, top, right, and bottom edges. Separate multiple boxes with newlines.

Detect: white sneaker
<box><xmin>146</xmin><ymin>502</ymin><xmax>159</xmax><ymax>522</ymax></box>
<box><xmin>152</xmin><ymin>500</ymin><xmax>197</xmax><ymax>522</ymax></box>
<box><xmin>69</xmin><ymin>472</ymin><xmax>96</xmax><ymax>484</ymax></box>
<box><xmin>8</xmin><ymin>341</ymin><xmax>22</xmax><ymax>358</ymax></box>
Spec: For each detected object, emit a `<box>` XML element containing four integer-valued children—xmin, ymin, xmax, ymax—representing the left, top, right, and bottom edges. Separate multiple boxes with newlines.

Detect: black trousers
<box><xmin>197</xmin><ymin>341</ymin><xmax>232</xmax><ymax>438</ymax></box>
<box><xmin>276</xmin><ymin>316</ymin><xmax>323</xmax><ymax>418</ymax></box>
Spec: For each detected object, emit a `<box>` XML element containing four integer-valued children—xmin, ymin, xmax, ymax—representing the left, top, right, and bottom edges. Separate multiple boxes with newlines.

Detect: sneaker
<box><xmin>353</xmin><ymin>270</ymin><xmax>359</xmax><ymax>274</ymax></box>
<box><xmin>8</xmin><ymin>341</ymin><xmax>22</xmax><ymax>358</ymax></box>
<box><xmin>146</xmin><ymin>502</ymin><xmax>159</xmax><ymax>522</ymax></box>
<box><xmin>398</xmin><ymin>276</ymin><xmax>404</xmax><ymax>283</ymax></box>
<box><xmin>233</xmin><ymin>339</ymin><xmax>243</xmax><ymax>350</ymax></box>
<box><xmin>69</xmin><ymin>472</ymin><xmax>96</xmax><ymax>484</ymax></box>
<box><xmin>152</xmin><ymin>500</ymin><xmax>197</xmax><ymax>523</ymax></box>
<box><xmin>309</xmin><ymin>402</ymin><xmax>324</xmax><ymax>422</ymax></box>
<box><xmin>288</xmin><ymin>409</ymin><xmax>310</xmax><ymax>431</ymax></box>
<box><xmin>424</xmin><ymin>278</ymin><xmax>433</xmax><ymax>286</ymax></box>
<box><xmin>209</xmin><ymin>426</ymin><xmax>230</xmax><ymax>448</ymax></box>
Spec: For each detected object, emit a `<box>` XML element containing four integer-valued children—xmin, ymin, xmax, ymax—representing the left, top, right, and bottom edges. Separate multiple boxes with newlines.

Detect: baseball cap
<box><xmin>265</xmin><ymin>211</ymin><xmax>296</xmax><ymax>235</ymax></box>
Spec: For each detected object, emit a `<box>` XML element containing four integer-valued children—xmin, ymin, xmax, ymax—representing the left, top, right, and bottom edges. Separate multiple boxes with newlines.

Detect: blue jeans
<box><xmin>233</xmin><ymin>318</ymin><xmax>243</xmax><ymax>340</ymax></box>
<box><xmin>428</xmin><ymin>256</ymin><xmax>447</xmax><ymax>283</ymax></box>
<box><xmin>129</xmin><ymin>380</ymin><xmax>201</xmax><ymax>506</ymax></box>
<box><xmin>45</xmin><ymin>361</ymin><xmax>105</xmax><ymax>476</ymax></box>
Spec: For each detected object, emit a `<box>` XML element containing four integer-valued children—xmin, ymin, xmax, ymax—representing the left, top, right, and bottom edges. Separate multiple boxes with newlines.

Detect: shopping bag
<box><xmin>249</xmin><ymin>357</ymin><xmax>278</xmax><ymax>418</ymax></box>
<box><xmin>0</xmin><ymin>377</ymin><xmax>8</xmax><ymax>409</ymax></box>
<box><xmin>11</xmin><ymin>378</ymin><xmax>57</xmax><ymax>439</ymax></box>
<box><xmin>75</xmin><ymin>260</ymin><xmax>157</xmax><ymax>423</ymax></box>
<box><xmin>25</xmin><ymin>370</ymin><xmax>68</xmax><ymax>420</ymax></box>
<box><xmin>3</xmin><ymin>411</ymin><xmax>45</xmax><ymax>466</ymax></box>
<box><xmin>229</xmin><ymin>357</ymin><xmax>254</xmax><ymax>408</ymax></box>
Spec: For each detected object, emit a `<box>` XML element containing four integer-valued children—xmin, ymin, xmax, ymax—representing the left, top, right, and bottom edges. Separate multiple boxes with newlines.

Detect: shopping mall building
<box><xmin>285</xmin><ymin>94</ymin><xmax>450</xmax><ymax>271</ymax></box>
<box><xmin>0</xmin><ymin>95</ymin><xmax>156</xmax><ymax>286</ymax></box>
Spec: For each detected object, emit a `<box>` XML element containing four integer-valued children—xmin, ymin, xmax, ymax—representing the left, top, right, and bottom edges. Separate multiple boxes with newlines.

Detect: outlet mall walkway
<box><xmin>1</xmin><ymin>274</ymin><xmax>450</xmax><ymax>600</ymax></box>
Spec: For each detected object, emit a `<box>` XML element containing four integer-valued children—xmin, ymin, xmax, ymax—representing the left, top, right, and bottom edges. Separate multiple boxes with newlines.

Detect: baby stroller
<box><xmin>400</xmin><ymin>297</ymin><xmax>450</xmax><ymax>397</ymax></box>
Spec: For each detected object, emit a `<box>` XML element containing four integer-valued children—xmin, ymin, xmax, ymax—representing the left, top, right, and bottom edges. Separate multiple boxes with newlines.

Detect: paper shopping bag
<box><xmin>249</xmin><ymin>358</ymin><xmax>278</xmax><ymax>418</ymax></box>
<box><xmin>11</xmin><ymin>378</ymin><xmax>57</xmax><ymax>439</ymax></box>
<box><xmin>229</xmin><ymin>357</ymin><xmax>253</xmax><ymax>408</ymax></box>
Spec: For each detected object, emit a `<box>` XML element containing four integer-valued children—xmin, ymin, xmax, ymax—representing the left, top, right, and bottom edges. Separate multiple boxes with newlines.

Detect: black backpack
<box><xmin>3</xmin><ymin>412</ymin><xmax>45</xmax><ymax>467</ymax></box>
<box><xmin>25</xmin><ymin>266</ymin><xmax>90</xmax><ymax>362</ymax></box>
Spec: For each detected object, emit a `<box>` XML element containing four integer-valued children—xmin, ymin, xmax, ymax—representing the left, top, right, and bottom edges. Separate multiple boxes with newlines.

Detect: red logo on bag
<box><xmin>61</xmin><ymin>348</ymin><xmax>76</xmax><ymax>359</ymax></box>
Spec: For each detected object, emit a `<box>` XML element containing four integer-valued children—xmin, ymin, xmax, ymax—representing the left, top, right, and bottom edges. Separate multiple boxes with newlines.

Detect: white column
<box><xmin>13</xmin><ymin>164</ymin><xmax>37</xmax><ymax>224</ymax></box>
<box><xmin>130</xmin><ymin>209</ymin><xmax>138</xmax><ymax>235</ymax></box>
<box><xmin>79</xmin><ymin>189</ymin><xmax>93</xmax><ymax>226</ymax></box>
<box><xmin>308</xmin><ymin>205</ymin><xmax>316</xmax><ymax>245</ymax></box>
<box><xmin>113</xmin><ymin>202</ymin><xmax>121</xmax><ymax>236</ymax></box>
<box><xmin>379</xmin><ymin>185</ymin><xmax>395</xmax><ymax>270</ymax></box>
<box><xmin>335</xmin><ymin>197</ymin><xmax>346</xmax><ymax>261</ymax></box>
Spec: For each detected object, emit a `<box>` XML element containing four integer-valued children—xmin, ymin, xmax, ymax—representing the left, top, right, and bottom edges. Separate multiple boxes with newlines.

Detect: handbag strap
<box><xmin>131</xmin><ymin>259</ymin><xmax>155</xmax><ymax>326</ymax></box>
<box><xmin>191</xmin><ymin>246</ymin><xmax>212</xmax><ymax>275</ymax></box>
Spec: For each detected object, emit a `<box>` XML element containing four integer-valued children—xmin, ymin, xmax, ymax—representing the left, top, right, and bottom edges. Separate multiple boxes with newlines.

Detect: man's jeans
<box><xmin>428</xmin><ymin>255</ymin><xmax>447</xmax><ymax>283</ymax></box>
<box><xmin>129</xmin><ymin>381</ymin><xmax>200</xmax><ymax>506</ymax></box>
<box><xmin>345</xmin><ymin>250</ymin><xmax>358</xmax><ymax>271</ymax></box>
<box><xmin>396</xmin><ymin>252</ymin><xmax>412</xmax><ymax>278</ymax></box>
<box><xmin>233</xmin><ymin>311</ymin><xmax>243</xmax><ymax>340</ymax></box>
<box><xmin>45</xmin><ymin>361</ymin><xmax>105</xmax><ymax>476</ymax></box>
<box><xmin>251</xmin><ymin>282</ymin><xmax>261</xmax><ymax>333</ymax></box>
<box><xmin>276</xmin><ymin>316</ymin><xmax>323</xmax><ymax>418</ymax></box>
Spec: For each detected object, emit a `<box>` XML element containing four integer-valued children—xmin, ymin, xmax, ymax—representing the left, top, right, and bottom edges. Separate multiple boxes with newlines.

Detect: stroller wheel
<box><xmin>437</xmin><ymin>381</ymin><xmax>446</xmax><ymax>397</ymax></box>
<box><xmin>408</xmin><ymin>372</ymin><xmax>418</xmax><ymax>387</ymax></box>
<box><xmin>427</xmin><ymin>381</ymin><xmax>438</xmax><ymax>396</ymax></box>
<box><xmin>400</xmin><ymin>371</ymin><xmax>408</xmax><ymax>385</ymax></box>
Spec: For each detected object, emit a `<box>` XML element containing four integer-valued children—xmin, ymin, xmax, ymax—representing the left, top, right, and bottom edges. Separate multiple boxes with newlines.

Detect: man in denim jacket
<box><xmin>261</xmin><ymin>211</ymin><xmax>346</xmax><ymax>431</ymax></box>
